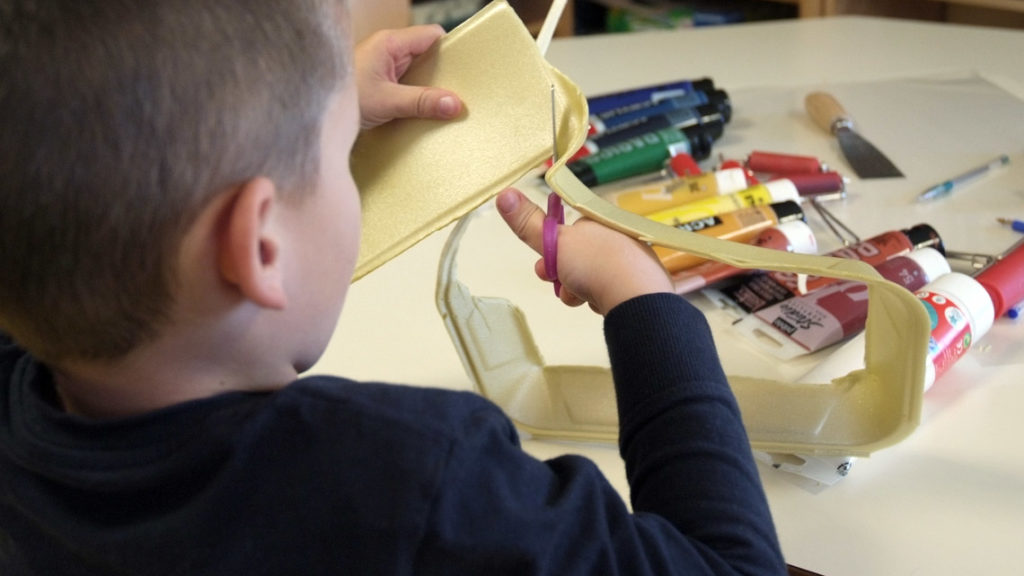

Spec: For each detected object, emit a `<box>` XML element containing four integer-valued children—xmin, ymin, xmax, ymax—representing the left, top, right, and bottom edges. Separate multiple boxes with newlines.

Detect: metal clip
<box><xmin>944</xmin><ymin>250</ymin><xmax>996</xmax><ymax>271</ymax></box>
<box><xmin>810</xmin><ymin>195</ymin><xmax>859</xmax><ymax>246</ymax></box>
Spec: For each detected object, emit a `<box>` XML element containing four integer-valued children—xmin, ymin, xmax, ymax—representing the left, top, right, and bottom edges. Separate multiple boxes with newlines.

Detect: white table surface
<box><xmin>314</xmin><ymin>16</ymin><xmax>1024</xmax><ymax>575</ymax></box>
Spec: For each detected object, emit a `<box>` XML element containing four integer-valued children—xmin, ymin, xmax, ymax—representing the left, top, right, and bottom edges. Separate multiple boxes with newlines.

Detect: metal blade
<box><xmin>836</xmin><ymin>127</ymin><xmax>903</xmax><ymax>179</ymax></box>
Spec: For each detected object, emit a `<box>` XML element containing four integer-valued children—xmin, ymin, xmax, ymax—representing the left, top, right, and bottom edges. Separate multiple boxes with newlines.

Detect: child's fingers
<box><xmin>384</xmin><ymin>24</ymin><xmax>446</xmax><ymax>64</ymax></box>
<box><xmin>497</xmin><ymin>188</ymin><xmax>545</xmax><ymax>255</ymax></box>
<box><xmin>377</xmin><ymin>85</ymin><xmax>462</xmax><ymax>122</ymax></box>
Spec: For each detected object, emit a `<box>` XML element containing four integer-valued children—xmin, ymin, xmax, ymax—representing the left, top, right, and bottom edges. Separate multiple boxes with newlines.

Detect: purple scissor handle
<box><xmin>543</xmin><ymin>191</ymin><xmax>564</xmax><ymax>297</ymax></box>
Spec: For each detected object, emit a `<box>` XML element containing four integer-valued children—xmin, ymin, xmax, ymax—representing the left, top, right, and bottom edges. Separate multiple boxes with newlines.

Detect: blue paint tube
<box><xmin>591</xmin><ymin>89</ymin><xmax>731</xmax><ymax>135</ymax></box>
<box><xmin>586</xmin><ymin>77</ymin><xmax>715</xmax><ymax>116</ymax></box>
<box><xmin>592</xmin><ymin>104</ymin><xmax>725</xmax><ymax>148</ymax></box>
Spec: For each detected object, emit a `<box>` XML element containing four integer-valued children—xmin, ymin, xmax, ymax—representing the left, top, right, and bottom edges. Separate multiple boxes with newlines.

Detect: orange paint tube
<box><xmin>652</xmin><ymin>200</ymin><xmax>805</xmax><ymax>273</ymax></box>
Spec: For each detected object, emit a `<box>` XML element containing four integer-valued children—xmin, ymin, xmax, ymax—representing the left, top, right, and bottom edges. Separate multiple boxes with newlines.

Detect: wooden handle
<box><xmin>805</xmin><ymin>91</ymin><xmax>851</xmax><ymax>135</ymax></box>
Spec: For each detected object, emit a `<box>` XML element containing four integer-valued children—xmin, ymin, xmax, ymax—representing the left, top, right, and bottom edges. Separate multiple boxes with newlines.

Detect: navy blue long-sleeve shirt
<box><xmin>0</xmin><ymin>293</ymin><xmax>785</xmax><ymax>574</ymax></box>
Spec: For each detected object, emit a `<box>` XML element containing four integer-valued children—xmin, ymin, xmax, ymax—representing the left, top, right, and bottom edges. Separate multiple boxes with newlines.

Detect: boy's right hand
<box><xmin>496</xmin><ymin>188</ymin><xmax>673</xmax><ymax>316</ymax></box>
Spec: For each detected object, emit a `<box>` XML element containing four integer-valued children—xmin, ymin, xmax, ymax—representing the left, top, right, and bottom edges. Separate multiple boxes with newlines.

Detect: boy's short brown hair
<box><xmin>0</xmin><ymin>0</ymin><xmax>350</xmax><ymax>363</ymax></box>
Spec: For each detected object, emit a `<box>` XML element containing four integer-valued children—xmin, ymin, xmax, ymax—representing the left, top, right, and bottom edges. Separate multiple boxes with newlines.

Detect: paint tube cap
<box><xmin>704</xmin><ymin>89</ymin><xmax>732</xmax><ymax>123</ymax></box>
<box><xmin>901</xmin><ymin>223</ymin><xmax>945</xmax><ymax>255</ymax></box>
<box><xmin>661</xmin><ymin>105</ymin><xmax>722</xmax><ymax>132</ymax></box>
<box><xmin>763</xmin><ymin>178</ymin><xmax>800</xmax><ymax>203</ymax></box>
<box><xmin>901</xmin><ymin>247</ymin><xmax>951</xmax><ymax>284</ymax></box>
<box><xmin>767</xmin><ymin>200</ymin><xmax>805</xmax><ymax>225</ymax></box>
<box><xmin>680</xmin><ymin>125</ymin><xmax>714</xmax><ymax>161</ymax></box>
<box><xmin>694</xmin><ymin>116</ymin><xmax>725</xmax><ymax>141</ymax></box>
<box><xmin>668</xmin><ymin>153</ymin><xmax>701</xmax><ymax>177</ymax></box>
<box><xmin>923</xmin><ymin>272</ymin><xmax>995</xmax><ymax>340</ymax></box>
<box><xmin>713</xmin><ymin>167</ymin><xmax>750</xmax><ymax>194</ymax></box>
<box><xmin>693</xmin><ymin>103</ymin><xmax>724</xmax><ymax>126</ymax></box>
<box><xmin>773</xmin><ymin>219</ymin><xmax>818</xmax><ymax>255</ymax></box>
<box><xmin>691</xmin><ymin>77</ymin><xmax>716</xmax><ymax>94</ymax></box>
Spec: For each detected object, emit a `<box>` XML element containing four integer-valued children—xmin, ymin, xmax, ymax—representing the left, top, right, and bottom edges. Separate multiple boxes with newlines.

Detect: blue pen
<box><xmin>1007</xmin><ymin>300</ymin><xmax>1023</xmax><ymax>320</ymax></box>
<box><xmin>916</xmin><ymin>154</ymin><xmax>1010</xmax><ymax>202</ymax></box>
<box><xmin>997</xmin><ymin>217</ymin><xmax>1024</xmax><ymax>233</ymax></box>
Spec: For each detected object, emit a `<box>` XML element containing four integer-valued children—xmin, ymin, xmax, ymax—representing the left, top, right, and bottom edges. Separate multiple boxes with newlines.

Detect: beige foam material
<box><xmin>354</xmin><ymin>1</ymin><xmax>931</xmax><ymax>457</ymax></box>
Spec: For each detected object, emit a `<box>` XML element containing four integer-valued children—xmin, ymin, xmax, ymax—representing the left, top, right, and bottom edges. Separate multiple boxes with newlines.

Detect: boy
<box><xmin>0</xmin><ymin>1</ymin><xmax>786</xmax><ymax>574</ymax></box>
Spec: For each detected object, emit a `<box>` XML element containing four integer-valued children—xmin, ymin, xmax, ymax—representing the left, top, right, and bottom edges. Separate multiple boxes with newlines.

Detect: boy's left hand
<box><xmin>354</xmin><ymin>24</ymin><xmax>464</xmax><ymax>130</ymax></box>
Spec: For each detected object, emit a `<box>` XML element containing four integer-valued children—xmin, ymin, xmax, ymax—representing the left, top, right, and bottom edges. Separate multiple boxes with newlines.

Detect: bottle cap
<box><xmin>902</xmin><ymin>223</ymin><xmax>945</xmax><ymax>255</ymax></box>
<box><xmin>773</xmin><ymin>219</ymin><xmax>818</xmax><ymax>255</ymax></box>
<box><xmin>901</xmin><ymin>247</ymin><xmax>951</xmax><ymax>284</ymax></box>
<box><xmin>762</xmin><ymin>178</ymin><xmax>799</xmax><ymax>203</ymax></box>
<box><xmin>926</xmin><ymin>272</ymin><xmax>995</xmax><ymax>340</ymax></box>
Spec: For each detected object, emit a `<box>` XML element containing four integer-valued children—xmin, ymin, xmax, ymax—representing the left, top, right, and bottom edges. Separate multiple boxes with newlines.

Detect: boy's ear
<box><xmin>218</xmin><ymin>177</ymin><xmax>288</xmax><ymax>310</ymax></box>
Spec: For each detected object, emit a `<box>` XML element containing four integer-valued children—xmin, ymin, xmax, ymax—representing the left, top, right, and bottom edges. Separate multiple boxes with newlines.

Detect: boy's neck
<box><xmin>52</xmin><ymin>319</ymin><xmax>299</xmax><ymax>420</ymax></box>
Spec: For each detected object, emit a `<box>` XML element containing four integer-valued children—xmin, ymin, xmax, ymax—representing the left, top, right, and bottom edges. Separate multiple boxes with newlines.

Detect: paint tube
<box><xmin>705</xmin><ymin>224</ymin><xmax>944</xmax><ymax>315</ymax></box>
<box><xmin>671</xmin><ymin>220</ymin><xmax>818</xmax><ymax>295</ymax></box>
<box><xmin>733</xmin><ymin>248</ymin><xmax>950</xmax><ymax>359</ymax></box>
<box><xmin>606</xmin><ymin>167</ymin><xmax>749</xmax><ymax>215</ymax></box>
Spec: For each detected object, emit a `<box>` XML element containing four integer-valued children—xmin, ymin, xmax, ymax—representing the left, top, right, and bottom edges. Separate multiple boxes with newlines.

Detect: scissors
<box><xmin>543</xmin><ymin>84</ymin><xmax>564</xmax><ymax>297</ymax></box>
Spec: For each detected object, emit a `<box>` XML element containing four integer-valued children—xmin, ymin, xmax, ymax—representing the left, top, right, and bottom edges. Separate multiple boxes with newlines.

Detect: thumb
<box><xmin>496</xmin><ymin>188</ymin><xmax>544</xmax><ymax>255</ymax></box>
<box><xmin>390</xmin><ymin>85</ymin><xmax>463</xmax><ymax>121</ymax></box>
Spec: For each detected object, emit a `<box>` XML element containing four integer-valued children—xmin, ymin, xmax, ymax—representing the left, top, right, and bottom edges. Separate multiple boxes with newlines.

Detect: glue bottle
<box><xmin>916</xmin><ymin>272</ymin><xmax>995</xmax><ymax>391</ymax></box>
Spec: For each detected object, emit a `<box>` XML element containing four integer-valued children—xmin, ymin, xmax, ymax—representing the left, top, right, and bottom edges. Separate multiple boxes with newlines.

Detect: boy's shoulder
<box><xmin>272</xmin><ymin>376</ymin><xmax>514</xmax><ymax>443</ymax></box>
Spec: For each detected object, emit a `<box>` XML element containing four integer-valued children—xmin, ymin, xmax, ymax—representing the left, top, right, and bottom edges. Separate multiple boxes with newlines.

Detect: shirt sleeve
<box><xmin>415</xmin><ymin>293</ymin><xmax>786</xmax><ymax>575</ymax></box>
<box><xmin>606</xmin><ymin>293</ymin><xmax>786</xmax><ymax>574</ymax></box>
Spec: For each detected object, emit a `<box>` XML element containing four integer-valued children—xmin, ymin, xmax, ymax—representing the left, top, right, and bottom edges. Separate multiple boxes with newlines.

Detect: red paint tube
<box><xmin>973</xmin><ymin>238</ymin><xmax>1024</xmax><ymax>318</ymax></box>
<box><xmin>733</xmin><ymin>248</ymin><xmax>950</xmax><ymax>359</ymax></box>
<box><xmin>707</xmin><ymin>224</ymin><xmax>944</xmax><ymax>315</ymax></box>
<box><xmin>671</xmin><ymin>220</ymin><xmax>818</xmax><ymax>295</ymax></box>
<box><xmin>746</xmin><ymin>150</ymin><xmax>827</xmax><ymax>175</ymax></box>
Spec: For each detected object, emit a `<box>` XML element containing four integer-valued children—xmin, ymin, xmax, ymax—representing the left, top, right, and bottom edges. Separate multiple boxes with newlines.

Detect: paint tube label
<box><xmin>645</xmin><ymin>182</ymin><xmax>776</xmax><ymax>225</ymax></box>
<box><xmin>755</xmin><ymin>282</ymin><xmax>870</xmax><ymax>353</ymax></box>
<box><xmin>578</xmin><ymin>127</ymin><xmax>688</xmax><ymax>184</ymax></box>
<box><xmin>595</xmin><ymin>91</ymin><xmax>709</xmax><ymax>131</ymax></box>
<box><xmin>918</xmin><ymin>290</ymin><xmax>975</xmax><ymax>382</ymax></box>
<box><xmin>719</xmin><ymin>229</ymin><xmax>913</xmax><ymax>314</ymax></box>
<box><xmin>653</xmin><ymin>204</ymin><xmax>781</xmax><ymax>272</ymax></box>
<box><xmin>612</xmin><ymin>168</ymin><xmax>746</xmax><ymax>215</ymax></box>
<box><xmin>747</xmin><ymin>252</ymin><xmax>938</xmax><ymax>354</ymax></box>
